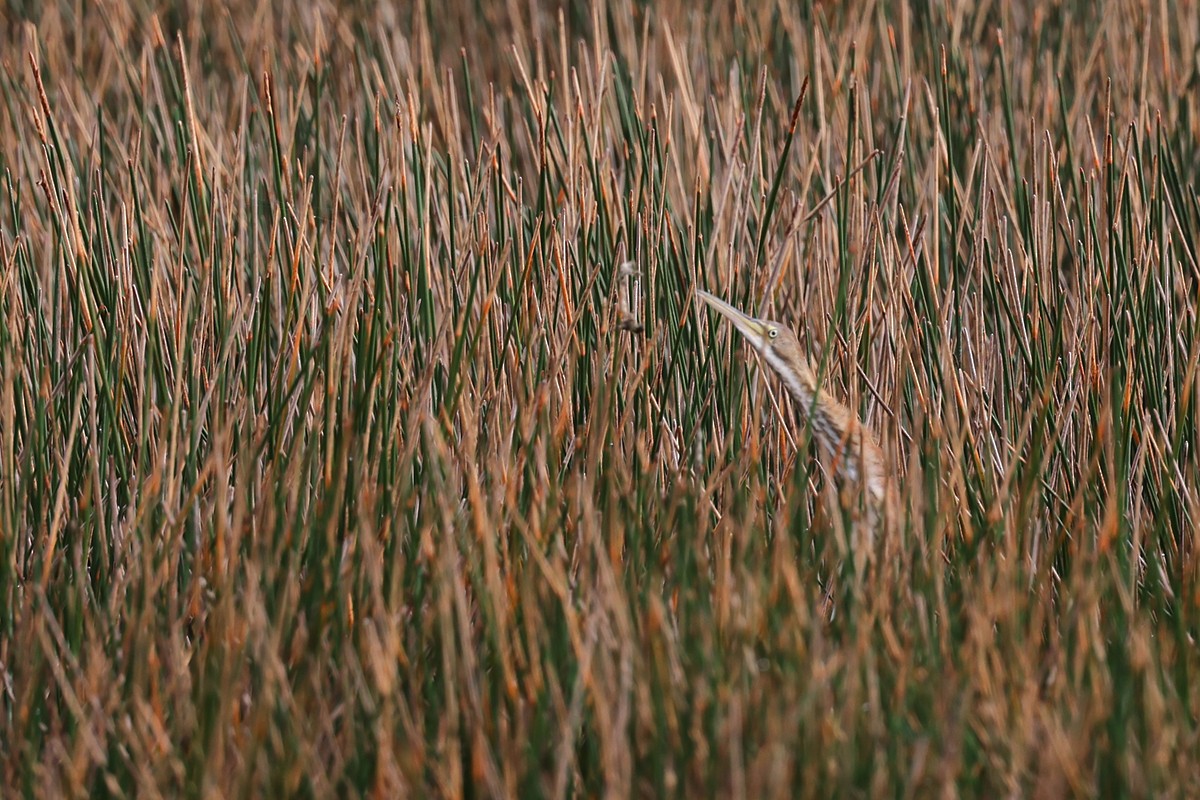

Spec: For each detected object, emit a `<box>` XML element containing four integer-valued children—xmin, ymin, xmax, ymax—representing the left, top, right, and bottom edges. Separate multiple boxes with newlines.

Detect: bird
<box><xmin>696</xmin><ymin>289</ymin><xmax>893</xmax><ymax>552</ymax></box>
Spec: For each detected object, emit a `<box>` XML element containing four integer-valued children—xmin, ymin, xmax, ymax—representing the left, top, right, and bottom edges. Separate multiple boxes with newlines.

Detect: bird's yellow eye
<box><xmin>768</xmin><ymin>327</ymin><xmax>779</xmax><ymax>339</ymax></box>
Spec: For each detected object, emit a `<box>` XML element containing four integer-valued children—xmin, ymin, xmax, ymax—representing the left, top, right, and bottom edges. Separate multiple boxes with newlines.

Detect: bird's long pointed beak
<box><xmin>695</xmin><ymin>289</ymin><xmax>769</xmax><ymax>345</ymax></box>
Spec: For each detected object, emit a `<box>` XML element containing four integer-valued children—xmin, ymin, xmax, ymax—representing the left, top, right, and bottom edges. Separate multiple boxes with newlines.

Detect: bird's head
<box><xmin>695</xmin><ymin>289</ymin><xmax>806</xmax><ymax>368</ymax></box>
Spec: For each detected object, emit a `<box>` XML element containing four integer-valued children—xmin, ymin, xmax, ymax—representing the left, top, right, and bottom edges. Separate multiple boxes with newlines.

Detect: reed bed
<box><xmin>1</xmin><ymin>0</ymin><xmax>1198</xmax><ymax>796</ymax></box>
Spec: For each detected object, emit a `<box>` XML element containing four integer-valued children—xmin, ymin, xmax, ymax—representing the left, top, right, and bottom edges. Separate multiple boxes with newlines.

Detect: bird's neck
<box><xmin>763</xmin><ymin>349</ymin><xmax>883</xmax><ymax>493</ymax></box>
<box><xmin>763</xmin><ymin>350</ymin><xmax>822</xmax><ymax>423</ymax></box>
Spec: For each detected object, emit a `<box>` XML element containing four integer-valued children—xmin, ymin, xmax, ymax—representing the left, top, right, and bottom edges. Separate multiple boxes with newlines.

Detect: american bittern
<box><xmin>696</xmin><ymin>289</ymin><xmax>893</xmax><ymax>541</ymax></box>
